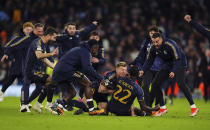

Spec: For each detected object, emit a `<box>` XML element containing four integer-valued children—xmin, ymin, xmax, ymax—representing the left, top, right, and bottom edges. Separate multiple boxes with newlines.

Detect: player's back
<box><xmin>54</xmin><ymin>44</ymin><xmax>90</xmax><ymax>74</ymax></box>
<box><xmin>108</xmin><ymin>77</ymin><xmax>143</xmax><ymax>115</ymax></box>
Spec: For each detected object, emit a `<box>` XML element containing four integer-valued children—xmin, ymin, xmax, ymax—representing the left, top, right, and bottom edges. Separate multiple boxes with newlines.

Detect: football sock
<box><xmin>86</xmin><ymin>98</ymin><xmax>94</xmax><ymax>112</ymax></box>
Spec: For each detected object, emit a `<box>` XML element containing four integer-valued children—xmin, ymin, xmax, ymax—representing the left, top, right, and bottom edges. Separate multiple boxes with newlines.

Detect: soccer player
<box><xmin>184</xmin><ymin>14</ymin><xmax>210</xmax><ymax>41</ymax></box>
<box><xmin>132</xmin><ymin>26</ymin><xmax>162</xmax><ymax>108</ymax></box>
<box><xmin>99</xmin><ymin>66</ymin><xmax>160</xmax><ymax>116</ymax></box>
<box><xmin>0</xmin><ymin>22</ymin><xmax>34</xmax><ymax>102</ymax></box>
<box><xmin>56</xmin><ymin>21</ymin><xmax>98</xmax><ymax>59</ymax></box>
<box><xmin>20</xmin><ymin>27</ymin><xmax>58</xmax><ymax>112</ymax></box>
<box><xmin>74</xmin><ymin>31</ymin><xmax>105</xmax><ymax>111</ymax></box>
<box><xmin>139</xmin><ymin>33</ymin><xmax>198</xmax><ymax>117</ymax></box>
<box><xmin>51</xmin><ymin>39</ymin><xmax>105</xmax><ymax>115</ymax></box>
<box><xmin>55</xmin><ymin>21</ymin><xmax>98</xmax><ymax>104</ymax></box>
<box><xmin>1</xmin><ymin>23</ymin><xmax>48</xmax><ymax>105</ymax></box>
<box><xmin>73</xmin><ymin>61</ymin><xmax>127</xmax><ymax>115</ymax></box>
<box><xmin>90</xmin><ymin>31</ymin><xmax>105</xmax><ymax>71</ymax></box>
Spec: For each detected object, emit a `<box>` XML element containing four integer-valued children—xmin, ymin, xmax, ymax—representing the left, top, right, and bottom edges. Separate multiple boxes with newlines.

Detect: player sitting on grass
<box><xmin>99</xmin><ymin>66</ymin><xmax>160</xmax><ymax>116</ymax></box>
<box><xmin>72</xmin><ymin>61</ymin><xmax>128</xmax><ymax>115</ymax></box>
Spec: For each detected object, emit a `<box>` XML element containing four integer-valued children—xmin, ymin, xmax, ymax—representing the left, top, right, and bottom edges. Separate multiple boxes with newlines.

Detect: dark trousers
<box><xmin>151</xmin><ymin>68</ymin><xmax>194</xmax><ymax>106</ymax></box>
<box><xmin>142</xmin><ymin>70</ymin><xmax>158</xmax><ymax>106</ymax></box>
<box><xmin>21</xmin><ymin>73</ymin><xmax>48</xmax><ymax>105</ymax></box>
<box><xmin>203</xmin><ymin>75</ymin><xmax>210</xmax><ymax>102</ymax></box>
<box><xmin>163</xmin><ymin>78</ymin><xmax>176</xmax><ymax>99</ymax></box>
<box><xmin>1</xmin><ymin>74</ymin><xmax>22</xmax><ymax>93</ymax></box>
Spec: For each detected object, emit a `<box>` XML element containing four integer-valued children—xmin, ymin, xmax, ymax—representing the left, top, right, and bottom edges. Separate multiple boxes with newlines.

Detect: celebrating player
<box><xmin>139</xmin><ymin>33</ymin><xmax>198</xmax><ymax>117</ymax></box>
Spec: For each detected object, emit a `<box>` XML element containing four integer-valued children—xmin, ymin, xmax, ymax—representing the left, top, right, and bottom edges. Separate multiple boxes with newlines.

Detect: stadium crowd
<box><xmin>0</xmin><ymin>0</ymin><xmax>209</xmax><ymax>98</ymax></box>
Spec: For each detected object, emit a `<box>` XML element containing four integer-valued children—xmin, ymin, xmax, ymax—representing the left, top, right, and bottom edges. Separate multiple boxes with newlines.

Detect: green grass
<box><xmin>0</xmin><ymin>97</ymin><xmax>210</xmax><ymax>130</ymax></box>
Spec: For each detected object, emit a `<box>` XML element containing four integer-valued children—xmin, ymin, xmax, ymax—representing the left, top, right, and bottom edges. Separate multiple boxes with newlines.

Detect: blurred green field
<box><xmin>0</xmin><ymin>97</ymin><xmax>210</xmax><ymax>130</ymax></box>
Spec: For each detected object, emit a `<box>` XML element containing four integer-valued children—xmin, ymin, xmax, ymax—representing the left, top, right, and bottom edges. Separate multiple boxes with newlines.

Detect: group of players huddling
<box><xmin>1</xmin><ymin>14</ymin><xmax>208</xmax><ymax>117</ymax></box>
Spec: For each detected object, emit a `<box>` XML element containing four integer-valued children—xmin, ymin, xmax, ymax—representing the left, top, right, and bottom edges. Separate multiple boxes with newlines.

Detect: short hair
<box><xmin>65</xmin><ymin>22</ymin><xmax>76</xmax><ymax>27</ymax></box>
<box><xmin>128</xmin><ymin>66</ymin><xmax>139</xmax><ymax>78</ymax></box>
<box><xmin>43</xmin><ymin>26</ymin><xmax>57</xmax><ymax>36</ymax></box>
<box><xmin>116</xmin><ymin>61</ymin><xmax>127</xmax><ymax>68</ymax></box>
<box><xmin>23</xmin><ymin>22</ymin><xmax>34</xmax><ymax>29</ymax></box>
<box><xmin>87</xmin><ymin>39</ymin><xmax>99</xmax><ymax>47</ymax></box>
<box><xmin>34</xmin><ymin>23</ymin><xmax>44</xmax><ymax>29</ymax></box>
<box><xmin>148</xmin><ymin>25</ymin><xmax>160</xmax><ymax>33</ymax></box>
<box><xmin>90</xmin><ymin>31</ymin><xmax>99</xmax><ymax>36</ymax></box>
<box><xmin>152</xmin><ymin>32</ymin><xmax>161</xmax><ymax>39</ymax></box>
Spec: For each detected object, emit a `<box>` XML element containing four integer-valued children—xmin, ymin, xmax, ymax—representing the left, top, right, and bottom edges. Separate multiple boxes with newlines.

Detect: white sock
<box><xmin>160</xmin><ymin>105</ymin><xmax>166</xmax><ymax>109</ymax></box>
<box><xmin>191</xmin><ymin>104</ymin><xmax>196</xmax><ymax>108</ymax></box>
<box><xmin>89</xmin><ymin>107</ymin><xmax>94</xmax><ymax>112</ymax></box>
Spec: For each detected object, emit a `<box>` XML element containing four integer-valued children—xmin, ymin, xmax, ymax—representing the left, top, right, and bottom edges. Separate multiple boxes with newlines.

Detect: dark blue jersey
<box><xmin>5</xmin><ymin>32</ymin><xmax>53</xmax><ymax>74</ymax></box>
<box><xmin>53</xmin><ymin>42</ymin><xmax>103</xmax><ymax>82</ymax></box>
<box><xmin>56</xmin><ymin>23</ymin><xmax>97</xmax><ymax>59</ymax></box>
<box><xmin>190</xmin><ymin>20</ymin><xmax>210</xmax><ymax>41</ymax></box>
<box><xmin>24</xmin><ymin>38</ymin><xmax>46</xmax><ymax>77</ymax></box>
<box><xmin>109</xmin><ymin>77</ymin><xmax>144</xmax><ymax>113</ymax></box>
<box><xmin>5</xmin><ymin>32</ymin><xmax>39</xmax><ymax>74</ymax></box>
<box><xmin>143</xmin><ymin>38</ymin><xmax>182</xmax><ymax>73</ymax></box>
<box><xmin>91</xmin><ymin>70</ymin><xmax>117</xmax><ymax>91</ymax></box>
<box><xmin>3</xmin><ymin>36</ymin><xmax>23</xmax><ymax>75</ymax></box>
<box><xmin>134</xmin><ymin>38</ymin><xmax>163</xmax><ymax>71</ymax></box>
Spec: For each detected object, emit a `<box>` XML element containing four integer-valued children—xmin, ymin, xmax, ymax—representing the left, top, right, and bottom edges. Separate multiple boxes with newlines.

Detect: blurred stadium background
<box><xmin>0</xmin><ymin>0</ymin><xmax>209</xmax><ymax>99</ymax></box>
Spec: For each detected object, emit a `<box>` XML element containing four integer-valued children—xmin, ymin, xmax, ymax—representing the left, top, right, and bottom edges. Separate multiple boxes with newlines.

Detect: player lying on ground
<box><xmin>99</xmin><ymin>66</ymin><xmax>160</xmax><ymax>116</ymax></box>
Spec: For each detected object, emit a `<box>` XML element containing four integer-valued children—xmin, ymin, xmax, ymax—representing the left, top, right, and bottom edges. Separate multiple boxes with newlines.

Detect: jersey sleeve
<box><xmin>133</xmin><ymin>39</ymin><xmax>147</xmax><ymax>69</ymax></box>
<box><xmin>165</xmin><ymin>42</ymin><xmax>181</xmax><ymax>73</ymax></box>
<box><xmin>34</xmin><ymin>39</ymin><xmax>43</xmax><ymax>52</ymax></box>
<box><xmin>80</xmin><ymin>49</ymin><xmax>103</xmax><ymax>81</ymax></box>
<box><xmin>135</xmin><ymin>85</ymin><xmax>144</xmax><ymax>101</ymax></box>
<box><xmin>142</xmin><ymin>45</ymin><xmax>156</xmax><ymax>72</ymax></box>
<box><xmin>190</xmin><ymin>20</ymin><xmax>210</xmax><ymax>39</ymax></box>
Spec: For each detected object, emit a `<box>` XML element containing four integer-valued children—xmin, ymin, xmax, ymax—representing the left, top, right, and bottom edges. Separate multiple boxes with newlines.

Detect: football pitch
<box><xmin>0</xmin><ymin>97</ymin><xmax>210</xmax><ymax>130</ymax></box>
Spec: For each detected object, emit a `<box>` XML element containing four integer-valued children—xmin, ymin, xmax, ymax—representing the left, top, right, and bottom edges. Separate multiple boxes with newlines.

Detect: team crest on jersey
<box><xmin>76</xmin><ymin>35</ymin><xmax>79</xmax><ymax>38</ymax></box>
<box><xmin>156</xmin><ymin>52</ymin><xmax>159</xmax><ymax>55</ymax></box>
<box><xmin>69</xmin><ymin>37</ymin><xmax>72</xmax><ymax>40</ymax></box>
<box><xmin>164</xmin><ymin>50</ymin><xmax>167</xmax><ymax>54</ymax></box>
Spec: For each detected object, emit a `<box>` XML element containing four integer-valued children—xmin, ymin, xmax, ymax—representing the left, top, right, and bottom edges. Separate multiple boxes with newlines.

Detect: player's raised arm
<box><xmin>184</xmin><ymin>14</ymin><xmax>210</xmax><ymax>39</ymax></box>
<box><xmin>79</xmin><ymin>21</ymin><xmax>98</xmax><ymax>37</ymax></box>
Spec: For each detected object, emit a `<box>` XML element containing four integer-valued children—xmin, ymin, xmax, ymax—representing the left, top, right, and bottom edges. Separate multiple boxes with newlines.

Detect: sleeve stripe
<box><xmin>101</xmin><ymin>48</ymin><xmax>105</xmax><ymax>58</ymax></box>
<box><xmin>165</xmin><ymin>42</ymin><xmax>178</xmax><ymax>60</ymax></box>
<box><xmin>4</xmin><ymin>36</ymin><xmax>18</xmax><ymax>47</ymax></box>
<box><xmin>146</xmin><ymin>45</ymin><xmax>153</xmax><ymax>59</ymax></box>
<box><xmin>10</xmin><ymin>36</ymin><xmax>30</xmax><ymax>47</ymax></box>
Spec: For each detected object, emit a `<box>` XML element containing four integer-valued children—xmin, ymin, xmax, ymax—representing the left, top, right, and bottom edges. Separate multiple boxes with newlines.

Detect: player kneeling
<box><xmin>50</xmin><ymin>39</ymin><xmax>105</xmax><ymax>115</ymax></box>
<box><xmin>99</xmin><ymin>66</ymin><xmax>160</xmax><ymax>116</ymax></box>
